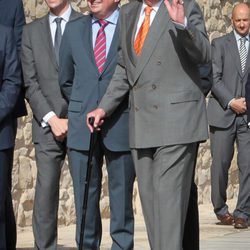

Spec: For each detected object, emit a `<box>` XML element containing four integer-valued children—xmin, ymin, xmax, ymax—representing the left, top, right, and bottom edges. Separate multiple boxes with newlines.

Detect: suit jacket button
<box><xmin>153</xmin><ymin>105</ymin><xmax>158</xmax><ymax>109</ymax></box>
<box><xmin>152</xmin><ymin>84</ymin><xmax>156</xmax><ymax>89</ymax></box>
<box><xmin>135</xmin><ymin>107</ymin><xmax>139</xmax><ymax>111</ymax></box>
<box><xmin>157</xmin><ymin>61</ymin><xmax>161</xmax><ymax>65</ymax></box>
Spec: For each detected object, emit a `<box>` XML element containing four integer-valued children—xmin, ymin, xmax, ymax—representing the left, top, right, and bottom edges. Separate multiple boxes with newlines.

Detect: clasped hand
<box><xmin>48</xmin><ymin>115</ymin><xmax>68</xmax><ymax>141</ymax></box>
<box><xmin>229</xmin><ymin>97</ymin><xmax>247</xmax><ymax>114</ymax></box>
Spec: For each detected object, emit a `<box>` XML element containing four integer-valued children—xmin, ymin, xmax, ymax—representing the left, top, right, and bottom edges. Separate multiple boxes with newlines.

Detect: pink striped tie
<box><xmin>94</xmin><ymin>20</ymin><xmax>108</xmax><ymax>73</ymax></box>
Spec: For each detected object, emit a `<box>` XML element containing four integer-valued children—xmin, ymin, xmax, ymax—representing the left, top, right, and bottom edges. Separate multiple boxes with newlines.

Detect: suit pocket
<box><xmin>170</xmin><ymin>91</ymin><xmax>201</xmax><ymax>104</ymax></box>
<box><xmin>68</xmin><ymin>100</ymin><xmax>82</xmax><ymax>113</ymax></box>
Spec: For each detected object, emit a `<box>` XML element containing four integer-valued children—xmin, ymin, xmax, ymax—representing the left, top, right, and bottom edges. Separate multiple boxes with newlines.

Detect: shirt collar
<box><xmin>234</xmin><ymin>30</ymin><xmax>249</xmax><ymax>42</ymax></box>
<box><xmin>49</xmin><ymin>4</ymin><xmax>72</xmax><ymax>24</ymax></box>
<box><xmin>92</xmin><ymin>8</ymin><xmax>119</xmax><ymax>25</ymax></box>
<box><xmin>142</xmin><ymin>0</ymin><xmax>163</xmax><ymax>12</ymax></box>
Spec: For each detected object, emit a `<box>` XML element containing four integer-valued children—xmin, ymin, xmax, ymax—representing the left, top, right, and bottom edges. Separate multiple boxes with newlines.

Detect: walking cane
<box><xmin>79</xmin><ymin>117</ymin><xmax>98</xmax><ymax>250</ymax></box>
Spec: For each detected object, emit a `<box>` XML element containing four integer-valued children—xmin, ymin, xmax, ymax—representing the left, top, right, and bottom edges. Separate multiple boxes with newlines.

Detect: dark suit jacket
<box><xmin>21</xmin><ymin>9</ymin><xmax>82</xmax><ymax>143</ymax></box>
<box><xmin>0</xmin><ymin>0</ymin><xmax>27</xmax><ymax>118</ymax></box>
<box><xmin>0</xmin><ymin>25</ymin><xmax>21</xmax><ymax>150</ymax></box>
<box><xmin>207</xmin><ymin>32</ymin><xmax>250</xmax><ymax>128</ymax></box>
<box><xmin>59</xmin><ymin>15</ymin><xmax>130</xmax><ymax>151</ymax></box>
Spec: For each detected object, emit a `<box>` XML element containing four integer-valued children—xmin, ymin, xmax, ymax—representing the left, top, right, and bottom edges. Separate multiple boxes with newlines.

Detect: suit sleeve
<box><xmin>14</xmin><ymin>0</ymin><xmax>26</xmax><ymax>54</ymax></box>
<box><xmin>21</xmin><ymin>26</ymin><xmax>53</xmax><ymax>122</ymax></box>
<box><xmin>0</xmin><ymin>29</ymin><xmax>21</xmax><ymax>122</ymax></box>
<box><xmin>198</xmin><ymin>61</ymin><xmax>212</xmax><ymax>97</ymax></box>
<box><xmin>210</xmin><ymin>39</ymin><xmax>234</xmax><ymax>109</ymax></box>
<box><xmin>58</xmin><ymin>25</ymin><xmax>74</xmax><ymax>102</ymax></box>
<box><xmin>175</xmin><ymin>0</ymin><xmax>210</xmax><ymax>64</ymax></box>
<box><xmin>98</xmin><ymin>19</ymin><xmax>130</xmax><ymax>116</ymax></box>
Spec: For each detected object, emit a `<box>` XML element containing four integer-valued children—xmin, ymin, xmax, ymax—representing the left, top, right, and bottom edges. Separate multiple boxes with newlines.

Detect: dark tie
<box><xmin>94</xmin><ymin>20</ymin><xmax>108</xmax><ymax>73</ymax></box>
<box><xmin>239</xmin><ymin>37</ymin><xmax>247</xmax><ymax>73</ymax></box>
<box><xmin>54</xmin><ymin>17</ymin><xmax>63</xmax><ymax>64</ymax></box>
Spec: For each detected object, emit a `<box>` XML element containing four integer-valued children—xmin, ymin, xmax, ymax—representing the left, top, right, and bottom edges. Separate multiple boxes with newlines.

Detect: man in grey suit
<box><xmin>59</xmin><ymin>0</ymin><xmax>135</xmax><ymax>249</ymax></box>
<box><xmin>207</xmin><ymin>2</ymin><xmax>250</xmax><ymax>229</ymax></box>
<box><xmin>21</xmin><ymin>0</ymin><xmax>81</xmax><ymax>248</ymax></box>
<box><xmin>87</xmin><ymin>0</ymin><xmax>210</xmax><ymax>249</ymax></box>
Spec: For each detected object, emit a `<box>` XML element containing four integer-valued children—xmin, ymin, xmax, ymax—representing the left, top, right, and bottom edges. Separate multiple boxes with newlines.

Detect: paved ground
<box><xmin>16</xmin><ymin>199</ymin><xmax>250</xmax><ymax>250</ymax></box>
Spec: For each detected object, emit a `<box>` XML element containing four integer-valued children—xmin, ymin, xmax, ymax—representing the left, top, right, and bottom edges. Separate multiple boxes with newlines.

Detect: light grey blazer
<box><xmin>99</xmin><ymin>0</ymin><xmax>210</xmax><ymax>149</ymax></box>
<box><xmin>21</xmin><ymin>10</ymin><xmax>82</xmax><ymax>143</ymax></box>
<box><xmin>207</xmin><ymin>31</ymin><xmax>250</xmax><ymax>128</ymax></box>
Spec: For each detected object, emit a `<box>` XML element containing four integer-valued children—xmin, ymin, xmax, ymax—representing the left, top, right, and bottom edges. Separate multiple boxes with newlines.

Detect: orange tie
<box><xmin>134</xmin><ymin>6</ymin><xmax>153</xmax><ymax>56</ymax></box>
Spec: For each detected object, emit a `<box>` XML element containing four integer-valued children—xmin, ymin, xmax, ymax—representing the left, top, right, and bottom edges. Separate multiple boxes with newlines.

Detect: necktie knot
<box><xmin>145</xmin><ymin>6</ymin><xmax>153</xmax><ymax>16</ymax></box>
<box><xmin>240</xmin><ymin>37</ymin><xmax>247</xmax><ymax>45</ymax></box>
<box><xmin>54</xmin><ymin>17</ymin><xmax>63</xmax><ymax>25</ymax></box>
<box><xmin>98</xmin><ymin>19</ymin><xmax>108</xmax><ymax>28</ymax></box>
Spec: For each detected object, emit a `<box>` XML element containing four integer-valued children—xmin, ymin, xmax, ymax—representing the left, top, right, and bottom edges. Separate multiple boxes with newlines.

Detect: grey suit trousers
<box><xmin>68</xmin><ymin>138</ymin><xmax>135</xmax><ymax>250</ymax></box>
<box><xmin>131</xmin><ymin>143</ymin><xmax>197</xmax><ymax>250</ymax></box>
<box><xmin>33</xmin><ymin>140</ymin><xmax>66</xmax><ymax>250</ymax></box>
<box><xmin>210</xmin><ymin>116</ymin><xmax>250</xmax><ymax>219</ymax></box>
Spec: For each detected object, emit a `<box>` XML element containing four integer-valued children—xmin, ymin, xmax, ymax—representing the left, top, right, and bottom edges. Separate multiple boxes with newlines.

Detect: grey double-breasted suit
<box><xmin>97</xmin><ymin>1</ymin><xmax>210</xmax><ymax>250</ymax></box>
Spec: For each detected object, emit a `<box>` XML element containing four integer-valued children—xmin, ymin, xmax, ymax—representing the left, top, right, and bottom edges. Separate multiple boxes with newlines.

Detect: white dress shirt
<box><xmin>91</xmin><ymin>8</ymin><xmax>119</xmax><ymax>58</ymax></box>
<box><xmin>42</xmin><ymin>5</ymin><xmax>72</xmax><ymax>127</ymax></box>
<box><xmin>135</xmin><ymin>0</ymin><xmax>163</xmax><ymax>40</ymax></box>
<box><xmin>234</xmin><ymin>30</ymin><xmax>250</xmax><ymax>54</ymax></box>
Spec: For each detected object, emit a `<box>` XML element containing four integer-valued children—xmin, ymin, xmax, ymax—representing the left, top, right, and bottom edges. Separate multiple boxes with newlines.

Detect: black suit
<box><xmin>0</xmin><ymin>25</ymin><xmax>21</xmax><ymax>250</ymax></box>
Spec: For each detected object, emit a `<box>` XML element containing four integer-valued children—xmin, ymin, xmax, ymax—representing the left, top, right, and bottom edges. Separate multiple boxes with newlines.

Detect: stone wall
<box><xmin>13</xmin><ymin>0</ymin><xmax>246</xmax><ymax>227</ymax></box>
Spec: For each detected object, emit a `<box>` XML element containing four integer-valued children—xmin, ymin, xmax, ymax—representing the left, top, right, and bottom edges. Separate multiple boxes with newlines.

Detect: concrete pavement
<box><xmin>16</xmin><ymin>199</ymin><xmax>250</xmax><ymax>250</ymax></box>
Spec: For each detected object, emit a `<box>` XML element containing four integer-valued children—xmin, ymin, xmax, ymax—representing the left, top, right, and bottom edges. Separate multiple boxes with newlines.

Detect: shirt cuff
<box><xmin>228</xmin><ymin>98</ymin><xmax>235</xmax><ymax>109</ymax></box>
<box><xmin>173</xmin><ymin>17</ymin><xmax>187</xmax><ymax>30</ymax></box>
<box><xmin>41</xmin><ymin>111</ymin><xmax>56</xmax><ymax>128</ymax></box>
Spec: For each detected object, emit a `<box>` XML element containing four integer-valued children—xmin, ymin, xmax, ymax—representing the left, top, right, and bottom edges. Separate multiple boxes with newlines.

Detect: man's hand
<box><xmin>86</xmin><ymin>108</ymin><xmax>106</xmax><ymax>133</ymax></box>
<box><xmin>48</xmin><ymin>115</ymin><xmax>68</xmax><ymax>141</ymax></box>
<box><xmin>229</xmin><ymin>97</ymin><xmax>247</xmax><ymax>114</ymax></box>
<box><xmin>165</xmin><ymin>0</ymin><xmax>185</xmax><ymax>25</ymax></box>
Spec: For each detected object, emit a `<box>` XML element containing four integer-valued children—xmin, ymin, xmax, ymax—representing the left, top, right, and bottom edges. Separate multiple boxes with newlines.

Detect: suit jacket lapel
<box><xmin>39</xmin><ymin>10</ymin><xmax>82</xmax><ymax>71</ymax></box>
<box><xmin>40</xmin><ymin>15</ymin><xmax>58</xmax><ymax>70</ymax></box>
<box><xmin>227</xmin><ymin>32</ymin><xmax>242</xmax><ymax>77</ymax></box>
<box><xmin>84</xmin><ymin>15</ymin><xmax>100</xmax><ymax>76</ymax></box>
<box><xmin>134</xmin><ymin>2</ymin><xmax>170</xmax><ymax>84</ymax></box>
<box><xmin>126</xmin><ymin>2</ymin><xmax>142</xmax><ymax>67</ymax></box>
<box><xmin>69</xmin><ymin>9</ymin><xmax>82</xmax><ymax>21</ymax></box>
